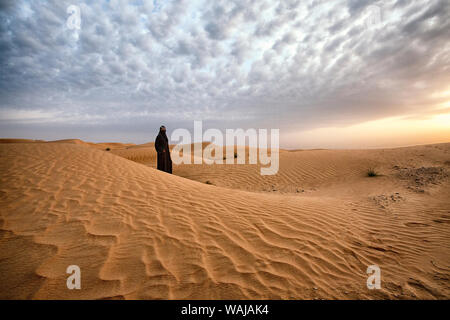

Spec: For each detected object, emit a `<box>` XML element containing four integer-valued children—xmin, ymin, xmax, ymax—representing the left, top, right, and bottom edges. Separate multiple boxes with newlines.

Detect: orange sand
<box><xmin>0</xmin><ymin>139</ymin><xmax>449</xmax><ymax>299</ymax></box>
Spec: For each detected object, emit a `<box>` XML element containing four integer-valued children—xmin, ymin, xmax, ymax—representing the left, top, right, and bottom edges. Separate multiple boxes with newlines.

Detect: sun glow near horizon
<box><xmin>284</xmin><ymin>111</ymin><xmax>450</xmax><ymax>149</ymax></box>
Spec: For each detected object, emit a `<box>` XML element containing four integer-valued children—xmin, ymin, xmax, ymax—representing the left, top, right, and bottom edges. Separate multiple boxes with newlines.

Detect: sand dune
<box><xmin>0</xmin><ymin>138</ymin><xmax>136</xmax><ymax>150</ymax></box>
<box><xmin>0</xmin><ymin>141</ymin><xmax>449</xmax><ymax>299</ymax></box>
<box><xmin>0</xmin><ymin>139</ymin><xmax>46</xmax><ymax>144</ymax></box>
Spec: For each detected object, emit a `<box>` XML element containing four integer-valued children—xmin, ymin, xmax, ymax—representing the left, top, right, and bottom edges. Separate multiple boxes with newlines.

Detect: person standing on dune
<box><xmin>155</xmin><ymin>125</ymin><xmax>172</xmax><ymax>174</ymax></box>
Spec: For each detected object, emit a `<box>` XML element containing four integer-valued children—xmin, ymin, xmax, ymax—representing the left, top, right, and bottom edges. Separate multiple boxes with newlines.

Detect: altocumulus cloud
<box><xmin>0</xmin><ymin>0</ymin><xmax>449</xmax><ymax>143</ymax></box>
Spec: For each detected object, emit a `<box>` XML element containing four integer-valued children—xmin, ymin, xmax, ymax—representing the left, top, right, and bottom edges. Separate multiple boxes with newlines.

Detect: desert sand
<box><xmin>0</xmin><ymin>139</ymin><xmax>449</xmax><ymax>299</ymax></box>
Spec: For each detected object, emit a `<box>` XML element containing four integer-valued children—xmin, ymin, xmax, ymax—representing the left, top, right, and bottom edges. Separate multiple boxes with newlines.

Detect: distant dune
<box><xmin>0</xmin><ymin>139</ymin><xmax>449</xmax><ymax>299</ymax></box>
<box><xmin>0</xmin><ymin>139</ymin><xmax>46</xmax><ymax>144</ymax></box>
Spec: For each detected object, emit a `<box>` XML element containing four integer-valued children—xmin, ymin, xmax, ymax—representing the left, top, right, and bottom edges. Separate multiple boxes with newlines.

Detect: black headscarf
<box><xmin>159</xmin><ymin>125</ymin><xmax>168</xmax><ymax>142</ymax></box>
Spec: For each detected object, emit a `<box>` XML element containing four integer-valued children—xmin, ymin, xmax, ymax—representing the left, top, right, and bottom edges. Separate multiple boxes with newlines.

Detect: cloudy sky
<box><xmin>0</xmin><ymin>0</ymin><xmax>449</xmax><ymax>148</ymax></box>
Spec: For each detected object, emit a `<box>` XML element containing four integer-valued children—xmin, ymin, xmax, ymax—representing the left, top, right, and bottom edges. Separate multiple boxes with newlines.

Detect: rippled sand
<box><xmin>0</xmin><ymin>140</ymin><xmax>449</xmax><ymax>299</ymax></box>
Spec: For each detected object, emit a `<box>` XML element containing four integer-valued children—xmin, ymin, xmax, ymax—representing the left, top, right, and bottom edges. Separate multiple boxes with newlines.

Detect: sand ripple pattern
<box><xmin>0</xmin><ymin>143</ymin><xmax>449</xmax><ymax>299</ymax></box>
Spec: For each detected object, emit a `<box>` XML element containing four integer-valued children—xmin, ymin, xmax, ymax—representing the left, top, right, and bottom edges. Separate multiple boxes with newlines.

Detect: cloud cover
<box><xmin>0</xmin><ymin>0</ymin><xmax>449</xmax><ymax>144</ymax></box>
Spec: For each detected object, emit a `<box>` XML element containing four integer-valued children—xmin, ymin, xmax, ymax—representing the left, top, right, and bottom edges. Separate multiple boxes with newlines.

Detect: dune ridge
<box><xmin>0</xmin><ymin>141</ymin><xmax>449</xmax><ymax>299</ymax></box>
